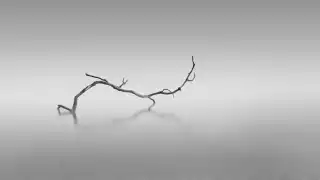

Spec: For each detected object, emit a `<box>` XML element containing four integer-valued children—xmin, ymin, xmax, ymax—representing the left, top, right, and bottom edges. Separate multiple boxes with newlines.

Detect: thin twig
<box><xmin>57</xmin><ymin>56</ymin><xmax>196</xmax><ymax>119</ymax></box>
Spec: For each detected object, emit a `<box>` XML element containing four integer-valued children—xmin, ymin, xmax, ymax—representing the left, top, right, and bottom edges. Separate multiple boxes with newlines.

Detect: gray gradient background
<box><xmin>1</xmin><ymin>0</ymin><xmax>320</xmax><ymax>179</ymax></box>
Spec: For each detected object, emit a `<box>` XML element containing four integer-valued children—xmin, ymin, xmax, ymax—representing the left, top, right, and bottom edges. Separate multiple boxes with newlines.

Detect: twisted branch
<box><xmin>57</xmin><ymin>56</ymin><xmax>196</xmax><ymax>119</ymax></box>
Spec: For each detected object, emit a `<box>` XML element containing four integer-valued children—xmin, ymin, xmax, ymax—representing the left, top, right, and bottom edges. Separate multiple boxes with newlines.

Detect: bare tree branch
<box><xmin>57</xmin><ymin>56</ymin><xmax>196</xmax><ymax>119</ymax></box>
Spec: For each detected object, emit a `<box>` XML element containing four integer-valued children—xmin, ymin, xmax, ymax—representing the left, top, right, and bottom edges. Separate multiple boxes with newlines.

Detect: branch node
<box><xmin>162</xmin><ymin>88</ymin><xmax>175</xmax><ymax>98</ymax></box>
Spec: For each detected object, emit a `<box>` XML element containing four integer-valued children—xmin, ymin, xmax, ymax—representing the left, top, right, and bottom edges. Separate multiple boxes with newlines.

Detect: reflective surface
<box><xmin>1</xmin><ymin>98</ymin><xmax>320</xmax><ymax>180</ymax></box>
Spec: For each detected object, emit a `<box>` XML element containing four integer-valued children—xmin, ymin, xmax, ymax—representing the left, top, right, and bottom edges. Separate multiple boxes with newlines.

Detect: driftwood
<box><xmin>57</xmin><ymin>56</ymin><xmax>196</xmax><ymax>119</ymax></box>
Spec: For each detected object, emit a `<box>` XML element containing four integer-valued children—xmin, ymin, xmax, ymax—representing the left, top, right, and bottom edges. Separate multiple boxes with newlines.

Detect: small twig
<box><xmin>119</xmin><ymin>78</ymin><xmax>128</xmax><ymax>88</ymax></box>
<box><xmin>85</xmin><ymin>73</ymin><xmax>108</xmax><ymax>82</ymax></box>
<box><xmin>57</xmin><ymin>56</ymin><xmax>196</xmax><ymax>119</ymax></box>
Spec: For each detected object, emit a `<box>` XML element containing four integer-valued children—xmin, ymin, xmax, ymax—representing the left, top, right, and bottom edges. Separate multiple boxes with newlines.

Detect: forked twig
<box><xmin>57</xmin><ymin>56</ymin><xmax>196</xmax><ymax>119</ymax></box>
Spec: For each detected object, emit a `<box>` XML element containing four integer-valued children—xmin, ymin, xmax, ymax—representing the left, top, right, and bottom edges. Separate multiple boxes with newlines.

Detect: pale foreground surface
<box><xmin>1</xmin><ymin>98</ymin><xmax>320</xmax><ymax>180</ymax></box>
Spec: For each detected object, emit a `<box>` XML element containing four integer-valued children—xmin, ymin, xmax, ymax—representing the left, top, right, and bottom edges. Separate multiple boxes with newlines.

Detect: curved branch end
<box><xmin>188</xmin><ymin>72</ymin><xmax>196</xmax><ymax>82</ymax></box>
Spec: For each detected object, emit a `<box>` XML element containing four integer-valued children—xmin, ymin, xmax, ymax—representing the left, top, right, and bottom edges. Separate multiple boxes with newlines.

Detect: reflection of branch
<box><xmin>58</xmin><ymin>107</ymin><xmax>180</xmax><ymax>126</ymax></box>
<box><xmin>56</xmin><ymin>110</ymin><xmax>78</xmax><ymax>124</ymax></box>
<box><xmin>57</xmin><ymin>56</ymin><xmax>196</xmax><ymax>120</ymax></box>
<box><xmin>112</xmin><ymin>108</ymin><xmax>181</xmax><ymax>126</ymax></box>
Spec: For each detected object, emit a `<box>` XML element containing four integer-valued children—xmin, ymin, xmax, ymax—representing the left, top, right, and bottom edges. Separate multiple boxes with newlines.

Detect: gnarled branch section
<box><xmin>57</xmin><ymin>56</ymin><xmax>196</xmax><ymax>119</ymax></box>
